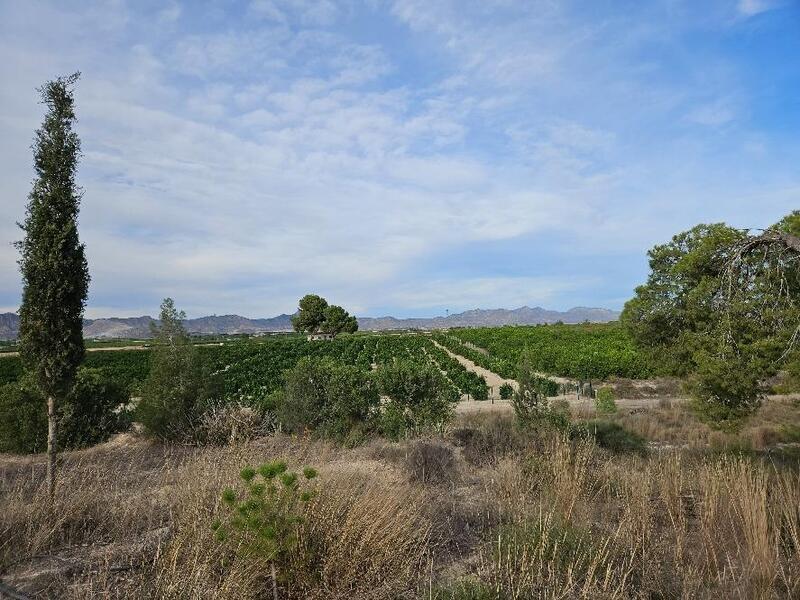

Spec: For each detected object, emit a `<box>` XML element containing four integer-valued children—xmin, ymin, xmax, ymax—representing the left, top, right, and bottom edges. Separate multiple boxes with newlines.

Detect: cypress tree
<box><xmin>17</xmin><ymin>73</ymin><xmax>89</xmax><ymax>500</ymax></box>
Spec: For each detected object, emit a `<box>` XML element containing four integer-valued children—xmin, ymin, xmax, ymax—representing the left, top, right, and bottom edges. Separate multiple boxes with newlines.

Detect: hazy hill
<box><xmin>0</xmin><ymin>313</ymin><xmax>294</xmax><ymax>340</ymax></box>
<box><xmin>357</xmin><ymin>306</ymin><xmax>620</xmax><ymax>330</ymax></box>
<box><xmin>0</xmin><ymin>306</ymin><xmax>618</xmax><ymax>340</ymax></box>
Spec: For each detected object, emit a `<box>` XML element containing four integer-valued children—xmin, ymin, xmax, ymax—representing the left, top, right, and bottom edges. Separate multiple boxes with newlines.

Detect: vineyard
<box><xmin>440</xmin><ymin>322</ymin><xmax>651</xmax><ymax>381</ymax></box>
<box><xmin>0</xmin><ymin>333</ymin><xmax>489</xmax><ymax>402</ymax></box>
<box><xmin>0</xmin><ymin>324</ymin><xmax>650</xmax><ymax>399</ymax></box>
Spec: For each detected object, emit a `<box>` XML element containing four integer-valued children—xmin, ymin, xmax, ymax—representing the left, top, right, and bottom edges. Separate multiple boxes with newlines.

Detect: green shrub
<box><xmin>0</xmin><ymin>379</ymin><xmax>47</xmax><ymax>453</ymax></box>
<box><xmin>512</xmin><ymin>355</ymin><xmax>562</xmax><ymax>428</ymax></box>
<box><xmin>472</xmin><ymin>380</ymin><xmax>489</xmax><ymax>401</ymax></box>
<box><xmin>375</xmin><ymin>359</ymin><xmax>455</xmax><ymax>439</ymax></box>
<box><xmin>687</xmin><ymin>351</ymin><xmax>763</xmax><ymax>428</ymax></box>
<box><xmin>576</xmin><ymin>420</ymin><xmax>647</xmax><ymax>455</ymax></box>
<box><xmin>213</xmin><ymin>460</ymin><xmax>318</xmax><ymax>597</ymax></box>
<box><xmin>499</xmin><ymin>383</ymin><xmax>513</xmax><ymax>400</ymax></box>
<box><xmin>0</xmin><ymin>368</ymin><xmax>129</xmax><ymax>454</ymax></box>
<box><xmin>277</xmin><ymin>356</ymin><xmax>378</xmax><ymax>439</ymax></box>
<box><xmin>594</xmin><ymin>387</ymin><xmax>617</xmax><ymax>415</ymax></box>
<box><xmin>59</xmin><ymin>368</ymin><xmax>130</xmax><ymax>449</ymax></box>
<box><xmin>136</xmin><ymin>348</ymin><xmax>217</xmax><ymax>442</ymax></box>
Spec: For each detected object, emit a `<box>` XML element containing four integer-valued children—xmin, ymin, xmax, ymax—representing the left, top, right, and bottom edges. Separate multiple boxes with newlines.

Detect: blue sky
<box><xmin>0</xmin><ymin>0</ymin><xmax>798</xmax><ymax>319</ymax></box>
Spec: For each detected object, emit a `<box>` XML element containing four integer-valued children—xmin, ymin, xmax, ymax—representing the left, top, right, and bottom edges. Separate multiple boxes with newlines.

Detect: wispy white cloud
<box><xmin>737</xmin><ymin>0</ymin><xmax>780</xmax><ymax>17</ymax></box>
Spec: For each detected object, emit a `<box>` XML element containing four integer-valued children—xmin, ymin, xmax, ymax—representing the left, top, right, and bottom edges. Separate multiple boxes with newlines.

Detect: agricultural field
<box><xmin>438</xmin><ymin>322</ymin><xmax>651</xmax><ymax>381</ymax></box>
<box><xmin>0</xmin><ymin>333</ymin><xmax>490</xmax><ymax>402</ymax></box>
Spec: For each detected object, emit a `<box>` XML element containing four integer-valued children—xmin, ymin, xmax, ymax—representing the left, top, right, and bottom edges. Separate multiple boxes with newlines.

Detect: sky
<box><xmin>0</xmin><ymin>0</ymin><xmax>798</xmax><ymax>319</ymax></box>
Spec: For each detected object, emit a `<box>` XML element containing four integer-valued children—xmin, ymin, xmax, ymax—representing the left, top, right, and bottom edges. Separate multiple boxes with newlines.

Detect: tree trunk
<box><xmin>47</xmin><ymin>395</ymin><xmax>57</xmax><ymax>502</ymax></box>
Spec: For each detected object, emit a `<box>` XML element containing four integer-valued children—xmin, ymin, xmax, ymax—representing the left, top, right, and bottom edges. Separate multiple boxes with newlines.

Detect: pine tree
<box><xmin>17</xmin><ymin>73</ymin><xmax>89</xmax><ymax>500</ymax></box>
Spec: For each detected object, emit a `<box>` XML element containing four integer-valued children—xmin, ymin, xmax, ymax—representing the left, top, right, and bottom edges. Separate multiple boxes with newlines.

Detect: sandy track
<box><xmin>431</xmin><ymin>339</ymin><xmax>516</xmax><ymax>400</ymax></box>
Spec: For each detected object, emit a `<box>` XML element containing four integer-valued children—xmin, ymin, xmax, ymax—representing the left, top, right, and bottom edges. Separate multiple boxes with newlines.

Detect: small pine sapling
<box><xmin>595</xmin><ymin>387</ymin><xmax>617</xmax><ymax>415</ymax></box>
<box><xmin>212</xmin><ymin>460</ymin><xmax>319</xmax><ymax>600</ymax></box>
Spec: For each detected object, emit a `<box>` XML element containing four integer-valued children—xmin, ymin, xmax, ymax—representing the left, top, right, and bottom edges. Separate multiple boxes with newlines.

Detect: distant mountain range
<box><xmin>358</xmin><ymin>306</ymin><xmax>620</xmax><ymax>330</ymax></box>
<box><xmin>0</xmin><ymin>306</ymin><xmax>619</xmax><ymax>340</ymax></box>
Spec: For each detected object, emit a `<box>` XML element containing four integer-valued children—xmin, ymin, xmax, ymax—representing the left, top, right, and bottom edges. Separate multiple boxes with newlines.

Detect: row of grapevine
<box><xmin>445</xmin><ymin>323</ymin><xmax>651</xmax><ymax>381</ymax></box>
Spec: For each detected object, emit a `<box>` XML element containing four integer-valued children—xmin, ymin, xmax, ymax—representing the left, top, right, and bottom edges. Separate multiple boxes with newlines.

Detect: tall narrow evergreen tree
<box><xmin>17</xmin><ymin>73</ymin><xmax>89</xmax><ymax>500</ymax></box>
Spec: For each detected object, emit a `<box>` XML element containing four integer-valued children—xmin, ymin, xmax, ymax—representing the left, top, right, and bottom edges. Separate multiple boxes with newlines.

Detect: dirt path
<box><xmin>431</xmin><ymin>339</ymin><xmax>516</xmax><ymax>401</ymax></box>
<box><xmin>0</xmin><ymin>345</ymin><xmax>151</xmax><ymax>358</ymax></box>
<box><xmin>0</xmin><ymin>341</ymin><xmax>232</xmax><ymax>358</ymax></box>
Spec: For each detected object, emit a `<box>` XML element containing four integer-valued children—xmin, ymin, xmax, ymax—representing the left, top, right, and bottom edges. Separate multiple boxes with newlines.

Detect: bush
<box><xmin>595</xmin><ymin>387</ymin><xmax>617</xmax><ymax>415</ymax></box>
<box><xmin>136</xmin><ymin>347</ymin><xmax>216</xmax><ymax>442</ymax></box>
<box><xmin>198</xmin><ymin>402</ymin><xmax>274</xmax><ymax>445</ymax></box>
<box><xmin>0</xmin><ymin>380</ymin><xmax>47</xmax><ymax>453</ymax></box>
<box><xmin>277</xmin><ymin>356</ymin><xmax>378</xmax><ymax>439</ymax></box>
<box><xmin>375</xmin><ymin>359</ymin><xmax>455</xmax><ymax>439</ymax></box>
<box><xmin>403</xmin><ymin>439</ymin><xmax>456</xmax><ymax>485</ymax></box>
<box><xmin>0</xmin><ymin>369</ymin><xmax>129</xmax><ymax>454</ymax></box>
<box><xmin>59</xmin><ymin>368</ymin><xmax>130</xmax><ymax>449</ymax></box>
<box><xmin>576</xmin><ymin>420</ymin><xmax>647</xmax><ymax>455</ymax></box>
<box><xmin>0</xmin><ymin>368</ymin><xmax>130</xmax><ymax>454</ymax></box>
<box><xmin>512</xmin><ymin>355</ymin><xmax>563</xmax><ymax>429</ymax></box>
<box><xmin>499</xmin><ymin>383</ymin><xmax>513</xmax><ymax>400</ymax></box>
<box><xmin>472</xmin><ymin>380</ymin><xmax>489</xmax><ymax>401</ymax></box>
<box><xmin>688</xmin><ymin>351</ymin><xmax>763</xmax><ymax>428</ymax></box>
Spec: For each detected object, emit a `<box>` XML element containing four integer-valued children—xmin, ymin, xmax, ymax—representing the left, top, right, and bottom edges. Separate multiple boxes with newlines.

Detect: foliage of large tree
<box><xmin>621</xmin><ymin>223</ymin><xmax>746</xmax><ymax>376</ymax></box>
<box><xmin>17</xmin><ymin>73</ymin><xmax>89</xmax><ymax>498</ymax></box>
<box><xmin>291</xmin><ymin>294</ymin><xmax>358</xmax><ymax>336</ymax></box>
<box><xmin>291</xmin><ymin>294</ymin><xmax>328</xmax><ymax>334</ymax></box>
<box><xmin>622</xmin><ymin>212</ymin><xmax>800</xmax><ymax>424</ymax></box>
<box><xmin>321</xmin><ymin>304</ymin><xmax>358</xmax><ymax>335</ymax></box>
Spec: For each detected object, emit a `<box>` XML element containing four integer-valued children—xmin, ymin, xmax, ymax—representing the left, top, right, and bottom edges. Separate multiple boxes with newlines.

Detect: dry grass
<box><xmin>606</xmin><ymin>396</ymin><xmax>800</xmax><ymax>451</ymax></box>
<box><xmin>2</xmin><ymin>403</ymin><xmax>800</xmax><ymax>599</ymax></box>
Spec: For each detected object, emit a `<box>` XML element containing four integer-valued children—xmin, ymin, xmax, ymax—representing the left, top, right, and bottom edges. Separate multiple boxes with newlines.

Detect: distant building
<box><xmin>307</xmin><ymin>333</ymin><xmax>335</xmax><ymax>341</ymax></box>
